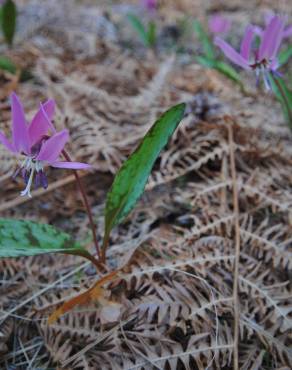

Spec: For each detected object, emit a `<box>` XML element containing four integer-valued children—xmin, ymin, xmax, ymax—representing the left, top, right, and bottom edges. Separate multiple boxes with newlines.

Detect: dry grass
<box><xmin>0</xmin><ymin>0</ymin><xmax>291</xmax><ymax>369</ymax></box>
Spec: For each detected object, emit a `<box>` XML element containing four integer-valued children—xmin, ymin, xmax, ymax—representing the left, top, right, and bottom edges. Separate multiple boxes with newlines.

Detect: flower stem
<box><xmin>269</xmin><ymin>74</ymin><xmax>292</xmax><ymax>132</ymax></box>
<box><xmin>80</xmin><ymin>252</ymin><xmax>107</xmax><ymax>272</ymax></box>
<box><xmin>62</xmin><ymin>150</ymin><xmax>101</xmax><ymax>260</ymax></box>
<box><xmin>101</xmin><ymin>233</ymin><xmax>110</xmax><ymax>264</ymax></box>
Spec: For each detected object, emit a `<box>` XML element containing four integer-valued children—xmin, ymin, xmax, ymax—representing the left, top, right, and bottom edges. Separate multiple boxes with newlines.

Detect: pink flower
<box><xmin>141</xmin><ymin>0</ymin><xmax>157</xmax><ymax>13</ymax></box>
<box><xmin>254</xmin><ymin>11</ymin><xmax>292</xmax><ymax>39</ymax></box>
<box><xmin>0</xmin><ymin>93</ymin><xmax>90</xmax><ymax>197</ymax></box>
<box><xmin>214</xmin><ymin>16</ymin><xmax>285</xmax><ymax>89</ymax></box>
<box><xmin>208</xmin><ymin>15</ymin><xmax>231</xmax><ymax>34</ymax></box>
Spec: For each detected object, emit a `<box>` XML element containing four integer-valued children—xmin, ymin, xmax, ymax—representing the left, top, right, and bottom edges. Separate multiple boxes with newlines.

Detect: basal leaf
<box><xmin>278</xmin><ymin>45</ymin><xmax>292</xmax><ymax>66</ymax></box>
<box><xmin>0</xmin><ymin>218</ymin><xmax>92</xmax><ymax>259</ymax></box>
<box><xmin>269</xmin><ymin>75</ymin><xmax>292</xmax><ymax>130</ymax></box>
<box><xmin>1</xmin><ymin>0</ymin><xmax>16</xmax><ymax>46</ymax></box>
<box><xmin>127</xmin><ymin>13</ymin><xmax>148</xmax><ymax>46</ymax></box>
<box><xmin>196</xmin><ymin>55</ymin><xmax>216</xmax><ymax>68</ymax></box>
<box><xmin>196</xmin><ymin>56</ymin><xmax>243</xmax><ymax>89</ymax></box>
<box><xmin>193</xmin><ymin>20</ymin><xmax>215</xmax><ymax>59</ymax></box>
<box><xmin>147</xmin><ymin>20</ymin><xmax>156</xmax><ymax>47</ymax></box>
<box><xmin>103</xmin><ymin>103</ymin><xmax>186</xmax><ymax>248</ymax></box>
<box><xmin>0</xmin><ymin>55</ymin><xmax>16</xmax><ymax>73</ymax></box>
<box><xmin>214</xmin><ymin>61</ymin><xmax>243</xmax><ymax>86</ymax></box>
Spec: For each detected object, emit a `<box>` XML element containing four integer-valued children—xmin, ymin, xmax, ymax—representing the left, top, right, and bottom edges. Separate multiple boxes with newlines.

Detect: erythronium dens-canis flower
<box><xmin>214</xmin><ymin>16</ymin><xmax>285</xmax><ymax>90</ymax></box>
<box><xmin>0</xmin><ymin>93</ymin><xmax>90</xmax><ymax>197</ymax></box>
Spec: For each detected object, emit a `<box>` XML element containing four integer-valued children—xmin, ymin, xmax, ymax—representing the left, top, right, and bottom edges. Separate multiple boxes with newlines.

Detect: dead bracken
<box><xmin>0</xmin><ymin>0</ymin><xmax>291</xmax><ymax>369</ymax></box>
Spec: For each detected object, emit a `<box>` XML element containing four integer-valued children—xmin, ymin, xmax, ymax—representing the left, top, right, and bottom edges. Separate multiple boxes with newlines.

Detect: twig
<box><xmin>62</xmin><ymin>150</ymin><xmax>101</xmax><ymax>260</ymax></box>
<box><xmin>226</xmin><ymin>117</ymin><xmax>241</xmax><ymax>370</ymax></box>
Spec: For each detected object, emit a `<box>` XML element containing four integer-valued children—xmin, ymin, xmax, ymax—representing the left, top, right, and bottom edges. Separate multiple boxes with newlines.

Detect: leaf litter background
<box><xmin>0</xmin><ymin>0</ymin><xmax>292</xmax><ymax>369</ymax></box>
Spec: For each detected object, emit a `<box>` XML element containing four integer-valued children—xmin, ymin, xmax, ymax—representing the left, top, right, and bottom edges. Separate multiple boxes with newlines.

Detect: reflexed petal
<box><xmin>259</xmin><ymin>16</ymin><xmax>284</xmax><ymax>60</ymax></box>
<box><xmin>36</xmin><ymin>129</ymin><xmax>69</xmax><ymax>163</ymax></box>
<box><xmin>264</xmin><ymin>10</ymin><xmax>275</xmax><ymax>26</ymax></box>
<box><xmin>253</xmin><ymin>25</ymin><xmax>263</xmax><ymax>36</ymax></box>
<box><xmin>208</xmin><ymin>15</ymin><xmax>231</xmax><ymax>34</ymax></box>
<box><xmin>283</xmin><ymin>25</ymin><xmax>292</xmax><ymax>38</ymax></box>
<box><xmin>0</xmin><ymin>131</ymin><xmax>15</xmax><ymax>152</ymax></box>
<box><xmin>11</xmin><ymin>93</ymin><xmax>30</xmax><ymax>154</ymax></box>
<box><xmin>51</xmin><ymin>161</ymin><xmax>91</xmax><ymax>169</ymax></box>
<box><xmin>240</xmin><ymin>25</ymin><xmax>255</xmax><ymax>60</ymax></box>
<box><xmin>43</xmin><ymin>99</ymin><xmax>55</xmax><ymax>121</ymax></box>
<box><xmin>270</xmin><ymin>58</ymin><xmax>279</xmax><ymax>71</ymax></box>
<box><xmin>28</xmin><ymin>104</ymin><xmax>56</xmax><ymax>146</ymax></box>
<box><xmin>141</xmin><ymin>0</ymin><xmax>157</xmax><ymax>12</ymax></box>
<box><xmin>214</xmin><ymin>37</ymin><xmax>250</xmax><ymax>69</ymax></box>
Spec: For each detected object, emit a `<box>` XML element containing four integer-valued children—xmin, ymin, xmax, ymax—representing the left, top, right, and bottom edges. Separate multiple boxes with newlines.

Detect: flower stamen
<box><xmin>20</xmin><ymin>166</ymin><xmax>35</xmax><ymax>198</ymax></box>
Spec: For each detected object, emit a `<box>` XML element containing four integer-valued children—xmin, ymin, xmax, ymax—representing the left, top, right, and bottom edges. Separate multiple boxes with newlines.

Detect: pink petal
<box><xmin>259</xmin><ymin>16</ymin><xmax>284</xmax><ymax>60</ymax></box>
<box><xmin>43</xmin><ymin>99</ymin><xmax>55</xmax><ymax>121</ymax></box>
<box><xmin>270</xmin><ymin>58</ymin><xmax>279</xmax><ymax>71</ymax></box>
<box><xmin>240</xmin><ymin>25</ymin><xmax>255</xmax><ymax>60</ymax></box>
<box><xmin>141</xmin><ymin>0</ymin><xmax>157</xmax><ymax>12</ymax></box>
<box><xmin>0</xmin><ymin>131</ymin><xmax>15</xmax><ymax>152</ymax></box>
<box><xmin>28</xmin><ymin>103</ymin><xmax>56</xmax><ymax>147</ymax></box>
<box><xmin>208</xmin><ymin>15</ymin><xmax>231</xmax><ymax>34</ymax></box>
<box><xmin>51</xmin><ymin>161</ymin><xmax>91</xmax><ymax>169</ymax></box>
<box><xmin>36</xmin><ymin>129</ymin><xmax>69</xmax><ymax>163</ymax></box>
<box><xmin>264</xmin><ymin>10</ymin><xmax>275</xmax><ymax>26</ymax></box>
<box><xmin>11</xmin><ymin>93</ymin><xmax>30</xmax><ymax>154</ymax></box>
<box><xmin>283</xmin><ymin>25</ymin><xmax>292</xmax><ymax>38</ymax></box>
<box><xmin>214</xmin><ymin>37</ymin><xmax>250</xmax><ymax>70</ymax></box>
<box><xmin>253</xmin><ymin>25</ymin><xmax>263</xmax><ymax>36</ymax></box>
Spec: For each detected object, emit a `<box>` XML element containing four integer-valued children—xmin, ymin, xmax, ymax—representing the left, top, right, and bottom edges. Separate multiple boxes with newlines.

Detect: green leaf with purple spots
<box><xmin>0</xmin><ymin>218</ymin><xmax>92</xmax><ymax>259</ymax></box>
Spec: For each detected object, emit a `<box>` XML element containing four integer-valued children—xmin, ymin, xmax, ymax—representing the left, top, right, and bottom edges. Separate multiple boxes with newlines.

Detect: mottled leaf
<box><xmin>0</xmin><ymin>218</ymin><xmax>91</xmax><ymax>259</ymax></box>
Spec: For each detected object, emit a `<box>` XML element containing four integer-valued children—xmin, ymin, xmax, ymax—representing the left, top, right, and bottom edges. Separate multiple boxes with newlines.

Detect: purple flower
<box><xmin>283</xmin><ymin>25</ymin><xmax>292</xmax><ymax>38</ymax></box>
<box><xmin>0</xmin><ymin>93</ymin><xmax>90</xmax><ymax>197</ymax></box>
<box><xmin>141</xmin><ymin>0</ymin><xmax>157</xmax><ymax>13</ymax></box>
<box><xmin>208</xmin><ymin>15</ymin><xmax>231</xmax><ymax>34</ymax></box>
<box><xmin>214</xmin><ymin>16</ymin><xmax>285</xmax><ymax>90</ymax></box>
<box><xmin>254</xmin><ymin>11</ymin><xmax>292</xmax><ymax>39</ymax></box>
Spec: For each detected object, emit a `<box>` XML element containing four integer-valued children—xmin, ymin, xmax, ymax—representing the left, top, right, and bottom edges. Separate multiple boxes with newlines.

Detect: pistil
<box><xmin>17</xmin><ymin>157</ymin><xmax>46</xmax><ymax>197</ymax></box>
<box><xmin>20</xmin><ymin>166</ymin><xmax>35</xmax><ymax>198</ymax></box>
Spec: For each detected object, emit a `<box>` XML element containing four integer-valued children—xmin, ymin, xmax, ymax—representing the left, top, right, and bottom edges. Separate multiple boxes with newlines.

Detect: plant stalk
<box><xmin>101</xmin><ymin>233</ymin><xmax>109</xmax><ymax>264</ymax></box>
<box><xmin>270</xmin><ymin>74</ymin><xmax>292</xmax><ymax>131</ymax></box>
<box><xmin>80</xmin><ymin>252</ymin><xmax>106</xmax><ymax>272</ymax></box>
<box><xmin>62</xmin><ymin>150</ymin><xmax>101</xmax><ymax>261</ymax></box>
